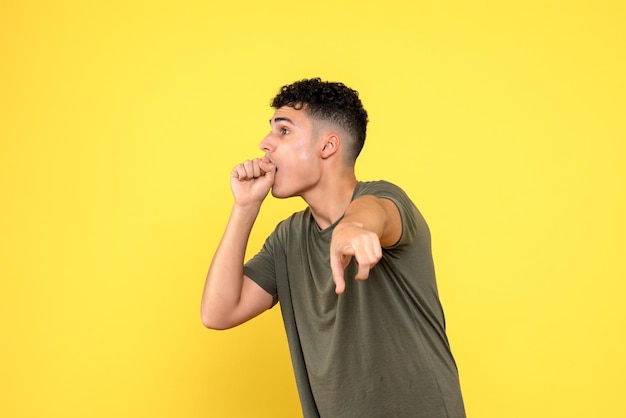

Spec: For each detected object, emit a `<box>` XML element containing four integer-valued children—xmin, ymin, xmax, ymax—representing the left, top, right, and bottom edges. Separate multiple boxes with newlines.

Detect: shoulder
<box><xmin>355</xmin><ymin>180</ymin><xmax>411</xmax><ymax>201</ymax></box>
<box><xmin>356</xmin><ymin>180</ymin><xmax>428</xmax><ymax>247</ymax></box>
<box><xmin>273</xmin><ymin>207</ymin><xmax>313</xmax><ymax>240</ymax></box>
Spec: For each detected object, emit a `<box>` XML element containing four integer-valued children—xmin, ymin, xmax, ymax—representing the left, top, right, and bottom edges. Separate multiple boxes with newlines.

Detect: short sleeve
<box><xmin>355</xmin><ymin>181</ymin><xmax>422</xmax><ymax>249</ymax></box>
<box><xmin>244</xmin><ymin>231</ymin><xmax>280</xmax><ymax>308</ymax></box>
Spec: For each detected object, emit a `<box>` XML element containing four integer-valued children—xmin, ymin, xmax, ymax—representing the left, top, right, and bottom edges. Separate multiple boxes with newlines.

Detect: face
<box><xmin>259</xmin><ymin>106</ymin><xmax>324</xmax><ymax>199</ymax></box>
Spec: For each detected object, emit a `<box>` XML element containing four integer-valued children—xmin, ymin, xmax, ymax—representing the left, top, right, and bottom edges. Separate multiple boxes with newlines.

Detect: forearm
<box><xmin>341</xmin><ymin>195</ymin><xmax>388</xmax><ymax>238</ymax></box>
<box><xmin>338</xmin><ymin>195</ymin><xmax>402</xmax><ymax>248</ymax></box>
<box><xmin>330</xmin><ymin>195</ymin><xmax>401</xmax><ymax>293</ymax></box>
<box><xmin>201</xmin><ymin>203</ymin><xmax>260</xmax><ymax>326</ymax></box>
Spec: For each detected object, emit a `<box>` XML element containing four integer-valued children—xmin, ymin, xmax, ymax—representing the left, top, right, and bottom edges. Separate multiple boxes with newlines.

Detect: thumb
<box><xmin>259</xmin><ymin>157</ymin><xmax>277</xmax><ymax>179</ymax></box>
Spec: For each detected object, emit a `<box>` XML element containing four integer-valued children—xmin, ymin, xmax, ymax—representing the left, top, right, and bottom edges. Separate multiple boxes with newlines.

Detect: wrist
<box><xmin>337</xmin><ymin>219</ymin><xmax>364</xmax><ymax>229</ymax></box>
<box><xmin>232</xmin><ymin>200</ymin><xmax>263</xmax><ymax>213</ymax></box>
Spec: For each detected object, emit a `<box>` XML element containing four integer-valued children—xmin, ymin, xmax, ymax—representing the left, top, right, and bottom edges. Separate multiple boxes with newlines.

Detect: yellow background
<box><xmin>1</xmin><ymin>1</ymin><xmax>624</xmax><ymax>417</ymax></box>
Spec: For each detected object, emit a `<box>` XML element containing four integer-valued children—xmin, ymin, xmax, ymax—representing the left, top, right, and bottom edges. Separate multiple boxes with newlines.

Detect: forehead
<box><xmin>270</xmin><ymin>105</ymin><xmax>312</xmax><ymax>126</ymax></box>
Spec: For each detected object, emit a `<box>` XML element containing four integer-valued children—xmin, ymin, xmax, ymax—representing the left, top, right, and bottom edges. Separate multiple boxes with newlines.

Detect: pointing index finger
<box><xmin>330</xmin><ymin>248</ymin><xmax>348</xmax><ymax>294</ymax></box>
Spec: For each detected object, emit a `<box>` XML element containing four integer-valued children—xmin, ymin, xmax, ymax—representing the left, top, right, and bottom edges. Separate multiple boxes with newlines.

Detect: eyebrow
<box><xmin>269</xmin><ymin>117</ymin><xmax>295</xmax><ymax>126</ymax></box>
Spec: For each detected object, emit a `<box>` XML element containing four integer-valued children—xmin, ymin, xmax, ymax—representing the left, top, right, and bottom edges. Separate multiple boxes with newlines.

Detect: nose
<box><xmin>259</xmin><ymin>132</ymin><xmax>275</xmax><ymax>153</ymax></box>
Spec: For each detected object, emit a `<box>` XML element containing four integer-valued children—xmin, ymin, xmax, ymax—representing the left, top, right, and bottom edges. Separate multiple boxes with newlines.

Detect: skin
<box><xmin>201</xmin><ymin>105</ymin><xmax>402</xmax><ymax>330</ymax></box>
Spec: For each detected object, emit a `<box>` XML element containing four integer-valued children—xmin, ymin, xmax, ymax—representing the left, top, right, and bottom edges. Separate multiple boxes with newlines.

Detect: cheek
<box><xmin>293</xmin><ymin>141</ymin><xmax>317</xmax><ymax>162</ymax></box>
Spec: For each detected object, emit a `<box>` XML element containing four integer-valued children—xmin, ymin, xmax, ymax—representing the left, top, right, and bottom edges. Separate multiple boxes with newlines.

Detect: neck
<box><xmin>302</xmin><ymin>170</ymin><xmax>358</xmax><ymax>230</ymax></box>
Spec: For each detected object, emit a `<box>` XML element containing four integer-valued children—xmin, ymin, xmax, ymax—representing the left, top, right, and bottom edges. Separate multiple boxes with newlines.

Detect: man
<box><xmin>201</xmin><ymin>78</ymin><xmax>465</xmax><ymax>417</ymax></box>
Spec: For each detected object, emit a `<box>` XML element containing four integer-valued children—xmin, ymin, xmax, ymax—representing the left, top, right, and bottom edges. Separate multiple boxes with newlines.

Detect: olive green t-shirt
<box><xmin>244</xmin><ymin>180</ymin><xmax>465</xmax><ymax>418</ymax></box>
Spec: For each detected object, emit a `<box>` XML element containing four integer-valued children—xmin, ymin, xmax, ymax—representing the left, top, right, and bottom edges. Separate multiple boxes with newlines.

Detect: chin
<box><xmin>270</xmin><ymin>184</ymin><xmax>296</xmax><ymax>199</ymax></box>
<box><xmin>270</xmin><ymin>189</ymin><xmax>289</xmax><ymax>199</ymax></box>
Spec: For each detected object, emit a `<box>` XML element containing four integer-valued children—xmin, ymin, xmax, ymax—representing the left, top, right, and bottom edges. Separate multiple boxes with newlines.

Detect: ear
<box><xmin>320</xmin><ymin>134</ymin><xmax>340</xmax><ymax>159</ymax></box>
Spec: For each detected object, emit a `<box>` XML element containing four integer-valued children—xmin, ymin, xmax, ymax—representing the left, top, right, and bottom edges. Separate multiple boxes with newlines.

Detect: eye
<box><xmin>280</xmin><ymin>127</ymin><xmax>290</xmax><ymax>135</ymax></box>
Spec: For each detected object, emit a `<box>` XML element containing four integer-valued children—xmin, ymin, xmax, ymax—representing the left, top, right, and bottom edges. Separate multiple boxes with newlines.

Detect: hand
<box><xmin>230</xmin><ymin>157</ymin><xmax>276</xmax><ymax>207</ymax></box>
<box><xmin>330</xmin><ymin>221</ymin><xmax>383</xmax><ymax>294</ymax></box>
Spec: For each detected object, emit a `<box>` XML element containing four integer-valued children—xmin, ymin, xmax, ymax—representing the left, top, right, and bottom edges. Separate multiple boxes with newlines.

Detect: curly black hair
<box><xmin>270</xmin><ymin>78</ymin><xmax>369</xmax><ymax>163</ymax></box>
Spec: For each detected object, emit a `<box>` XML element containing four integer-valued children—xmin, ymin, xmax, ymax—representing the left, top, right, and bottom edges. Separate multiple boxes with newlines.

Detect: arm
<box><xmin>330</xmin><ymin>195</ymin><xmax>402</xmax><ymax>294</ymax></box>
<box><xmin>201</xmin><ymin>158</ymin><xmax>276</xmax><ymax>330</ymax></box>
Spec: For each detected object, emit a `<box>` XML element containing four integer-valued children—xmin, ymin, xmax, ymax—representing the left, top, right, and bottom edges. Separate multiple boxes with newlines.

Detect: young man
<box><xmin>201</xmin><ymin>78</ymin><xmax>466</xmax><ymax>417</ymax></box>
